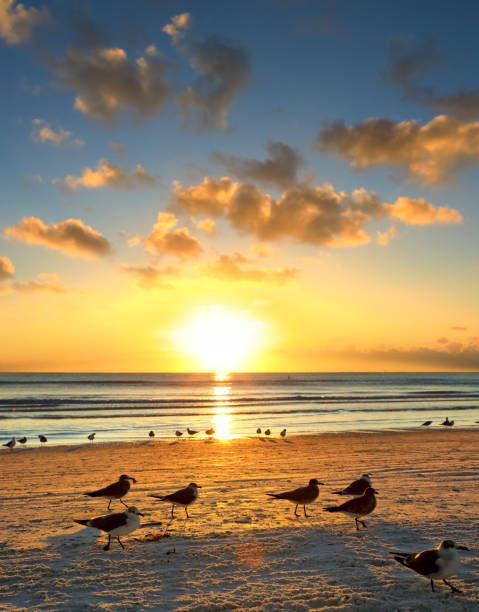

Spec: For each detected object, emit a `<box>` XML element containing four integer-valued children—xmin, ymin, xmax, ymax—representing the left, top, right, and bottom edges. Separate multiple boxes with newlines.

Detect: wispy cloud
<box><xmin>5</xmin><ymin>217</ymin><xmax>112</xmax><ymax>258</ymax></box>
<box><xmin>13</xmin><ymin>272</ymin><xmax>70</xmax><ymax>294</ymax></box>
<box><xmin>211</xmin><ymin>141</ymin><xmax>305</xmax><ymax>189</ymax></box>
<box><xmin>120</xmin><ymin>264</ymin><xmax>178</xmax><ymax>289</ymax></box>
<box><xmin>31</xmin><ymin>118</ymin><xmax>84</xmax><ymax>147</ymax></box>
<box><xmin>52</xmin><ymin>159</ymin><xmax>158</xmax><ymax>192</ymax></box>
<box><xmin>314</xmin><ymin>115</ymin><xmax>479</xmax><ymax>185</ymax></box>
<box><xmin>0</xmin><ymin>0</ymin><xmax>48</xmax><ymax>45</ymax></box>
<box><xmin>164</xmin><ymin>12</ymin><xmax>251</xmax><ymax>131</ymax></box>
<box><xmin>202</xmin><ymin>252</ymin><xmax>298</xmax><ymax>283</ymax></box>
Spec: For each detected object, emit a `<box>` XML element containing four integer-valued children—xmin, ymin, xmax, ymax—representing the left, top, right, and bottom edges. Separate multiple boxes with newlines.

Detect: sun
<box><xmin>176</xmin><ymin>306</ymin><xmax>262</xmax><ymax>371</ymax></box>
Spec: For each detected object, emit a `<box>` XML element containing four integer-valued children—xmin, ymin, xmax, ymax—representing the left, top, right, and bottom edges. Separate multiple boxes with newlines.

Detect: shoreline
<box><xmin>1</xmin><ymin>428</ymin><xmax>479</xmax><ymax>610</ymax></box>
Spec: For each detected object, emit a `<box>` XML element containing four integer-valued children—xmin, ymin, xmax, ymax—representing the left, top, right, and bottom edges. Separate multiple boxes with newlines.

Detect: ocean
<box><xmin>1</xmin><ymin>372</ymin><xmax>479</xmax><ymax>446</ymax></box>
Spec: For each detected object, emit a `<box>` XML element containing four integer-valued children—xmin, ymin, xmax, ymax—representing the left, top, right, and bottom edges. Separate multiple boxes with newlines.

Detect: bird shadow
<box><xmin>266</xmin><ymin>439</ymin><xmax>278</xmax><ymax>443</ymax></box>
<box><xmin>169</xmin><ymin>441</ymin><xmax>180</xmax><ymax>446</ymax></box>
<box><xmin>282</xmin><ymin>439</ymin><xmax>293</xmax><ymax>444</ymax></box>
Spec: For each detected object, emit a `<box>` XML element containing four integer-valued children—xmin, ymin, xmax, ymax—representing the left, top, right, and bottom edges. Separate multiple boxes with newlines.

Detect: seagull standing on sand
<box><xmin>442</xmin><ymin>417</ymin><xmax>454</xmax><ymax>427</ymax></box>
<box><xmin>149</xmin><ymin>431</ymin><xmax>155</xmax><ymax>438</ymax></box>
<box><xmin>38</xmin><ymin>435</ymin><xmax>47</xmax><ymax>445</ymax></box>
<box><xmin>88</xmin><ymin>433</ymin><xmax>96</xmax><ymax>443</ymax></box>
<box><xmin>175</xmin><ymin>430</ymin><xmax>183</xmax><ymax>438</ymax></box>
<box><xmin>266</xmin><ymin>478</ymin><xmax>324</xmax><ymax>517</ymax></box>
<box><xmin>421</xmin><ymin>421</ymin><xmax>432</xmax><ymax>426</ymax></box>
<box><xmin>205</xmin><ymin>427</ymin><xmax>215</xmax><ymax>437</ymax></box>
<box><xmin>332</xmin><ymin>474</ymin><xmax>372</xmax><ymax>496</ymax></box>
<box><xmin>18</xmin><ymin>436</ymin><xmax>27</xmax><ymax>445</ymax></box>
<box><xmin>280</xmin><ymin>429</ymin><xmax>287</xmax><ymax>438</ymax></box>
<box><xmin>3</xmin><ymin>437</ymin><xmax>16</xmax><ymax>450</ymax></box>
<box><xmin>149</xmin><ymin>483</ymin><xmax>201</xmax><ymax>518</ymax></box>
<box><xmin>256</xmin><ymin>428</ymin><xmax>262</xmax><ymax>435</ymax></box>
<box><xmin>73</xmin><ymin>506</ymin><xmax>144</xmax><ymax>551</ymax></box>
<box><xmin>265</xmin><ymin>429</ymin><xmax>271</xmax><ymax>436</ymax></box>
<box><xmin>83</xmin><ymin>474</ymin><xmax>137</xmax><ymax>510</ymax></box>
<box><xmin>323</xmin><ymin>486</ymin><xmax>377</xmax><ymax>530</ymax></box>
<box><xmin>390</xmin><ymin>540</ymin><xmax>469</xmax><ymax>593</ymax></box>
<box><xmin>187</xmin><ymin>427</ymin><xmax>198</xmax><ymax>437</ymax></box>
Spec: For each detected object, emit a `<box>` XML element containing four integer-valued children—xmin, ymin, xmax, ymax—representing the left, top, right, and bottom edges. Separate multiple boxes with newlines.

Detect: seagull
<box><xmin>205</xmin><ymin>427</ymin><xmax>215</xmax><ymax>436</ymax></box>
<box><xmin>332</xmin><ymin>474</ymin><xmax>372</xmax><ymax>496</ymax></box>
<box><xmin>266</xmin><ymin>478</ymin><xmax>324</xmax><ymax>517</ymax></box>
<box><xmin>148</xmin><ymin>431</ymin><xmax>155</xmax><ymax>438</ymax></box>
<box><xmin>3</xmin><ymin>437</ymin><xmax>16</xmax><ymax>450</ymax></box>
<box><xmin>175</xmin><ymin>430</ymin><xmax>183</xmax><ymax>438</ymax></box>
<box><xmin>280</xmin><ymin>429</ymin><xmax>287</xmax><ymax>438</ymax></box>
<box><xmin>83</xmin><ymin>474</ymin><xmax>137</xmax><ymax>510</ymax></box>
<box><xmin>256</xmin><ymin>428</ymin><xmax>262</xmax><ymax>435</ymax></box>
<box><xmin>18</xmin><ymin>437</ymin><xmax>27</xmax><ymax>445</ymax></box>
<box><xmin>38</xmin><ymin>435</ymin><xmax>47</xmax><ymax>445</ymax></box>
<box><xmin>265</xmin><ymin>429</ymin><xmax>271</xmax><ymax>436</ymax></box>
<box><xmin>323</xmin><ymin>486</ymin><xmax>378</xmax><ymax>530</ymax></box>
<box><xmin>87</xmin><ymin>433</ymin><xmax>96</xmax><ymax>443</ymax></box>
<box><xmin>441</xmin><ymin>417</ymin><xmax>454</xmax><ymax>427</ymax></box>
<box><xmin>149</xmin><ymin>483</ymin><xmax>201</xmax><ymax>518</ymax></box>
<box><xmin>187</xmin><ymin>427</ymin><xmax>198</xmax><ymax>437</ymax></box>
<box><xmin>421</xmin><ymin>421</ymin><xmax>432</xmax><ymax>426</ymax></box>
<box><xmin>390</xmin><ymin>540</ymin><xmax>469</xmax><ymax>593</ymax></box>
<box><xmin>73</xmin><ymin>506</ymin><xmax>144</xmax><ymax>551</ymax></box>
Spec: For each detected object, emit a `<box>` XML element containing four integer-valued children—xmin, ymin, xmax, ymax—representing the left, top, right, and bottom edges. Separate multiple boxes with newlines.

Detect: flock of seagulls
<box><xmin>421</xmin><ymin>417</ymin><xmax>455</xmax><ymax>427</ymax></box>
<box><xmin>71</xmin><ymin>470</ymin><xmax>470</xmax><ymax>594</ymax></box>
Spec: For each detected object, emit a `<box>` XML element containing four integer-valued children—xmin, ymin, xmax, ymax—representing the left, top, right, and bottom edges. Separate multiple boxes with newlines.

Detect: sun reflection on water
<box><xmin>212</xmin><ymin>381</ymin><xmax>234</xmax><ymax>440</ymax></box>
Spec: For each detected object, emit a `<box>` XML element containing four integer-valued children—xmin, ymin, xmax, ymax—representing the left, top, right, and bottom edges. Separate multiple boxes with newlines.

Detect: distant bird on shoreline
<box><xmin>390</xmin><ymin>540</ymin><xmax>468</xmax><ymax>593</ymax></box>
<box><xmin>332</xmin><ymin>474</ymin><xmax>372</xmax><ymax>497</ymax></box>
<box><xmin>175</xmin><ymin>431</ymin><xmax>183</xmax><ymax>438</ymax></box>
<box><xmin>73</xmin><ymin>506</ymin><xmax>144</xmax><ymax>551</ymax></box>
<box><xmin>148</xmin><ymin>431</ymin><xmax>155</xmax><ymax>438</ymax></box>
<box><xmin>88</xmin><ymin>433</ymin><xmax>96</xmax><ymax>443</ymax></box>
<box><xmin>265</xmin><ymin>429</ymin><xmax>271</xmax><ymax>436</ymax></box>
<box><xmin>441</xmin><ymin>417</ymin><xmax>454</xmax><ymax>427</ymax></box>
<box><xmin>84</xmin><ymin>474</ymin><xmax>137</xmax><ymax>511</ymax></box>
<box><xmin>421</xmin><ymin>421</ymin><xmax>432</xmax><ymax>426</ymax></box>
<box><xmin>38</xmin><ymin>435</ymin><xmax>47</xmax><ymax>445</ymax></box>
<box><xmin>267</xmin><ymin>478</ymin><xmax>324</xmax><ymax>517</ymax></box>
<box><xmin>18</xmin><ymin>436</ymin><xmax>27</xmax><ymax>445</ymax></box>
<box><xmin>280</xmin><ymin>429</ymin><xmax>287</xmax><ymax>438</ymax></box>
<box><xmin>3</xmin><ymin>437</ymin><xmax>15</xmax><ymax>450</ymax></box>
<box><xmin>256</xmin><ymin>428</ymin><xmax>261</xmax><ymax>435</ymax></box>
<box><xmin>149</xmin><ymin>482</ymin><xmax>201</xmax><ymax>518</ymax></box>
<box><xmin>323</xmin><ymin>486</ymin><xmax>377</xmax><ymax>530</ymax></box>
<box><xmin>205</xmin><ymin>427</ymin><xmax>215</xmax><ymax>437</ymax></box>
<box><xmin>187</xmin><ymin>427</ymin><xmax>198</xmax><ymax>437</ymax></box>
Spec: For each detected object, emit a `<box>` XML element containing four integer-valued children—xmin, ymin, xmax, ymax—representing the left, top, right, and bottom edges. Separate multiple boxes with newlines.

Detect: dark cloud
<box><xmin>0</xmin><ymin>256</ymin><xmax>15</xmax><ymax>280</ymax></box>
<box><xmin>0</xmin><ymin>0</ymin><xmax>49</xmax><ymax>45</ymax></box>
<box><xmin>4</xmin><ymin>216</ymin><xmax>112</xmax><ymax>258</ymax></box>
<box><xmin>314</xmin><ymin>115</ymin><xmax>479</xmax><ymax>185</ymax></box>
<box><xmin>211</xmin><ymin>141</ymin><xmax>305</xmax><ymax>189</ymax></box>
<box><xmin>164</xmin><ymin>13</ymin><xmax>251</xmax><ymax>131</ymax></box>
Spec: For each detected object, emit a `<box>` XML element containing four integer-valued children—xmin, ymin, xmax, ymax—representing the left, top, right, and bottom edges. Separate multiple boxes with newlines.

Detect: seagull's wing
<box><xmin>266</xmin><ymin>485</ymin><xmax>308</xmax><ymax>502</ymax></box>
<box><xmin>89</xmin><ymin>512</ymin><xmax>129</xmax><ymax>532</ymax></box>
<box><xmin>155</xmin><ymin>487</ymin><xmax>196</xmax><ymax>504</ymax></box>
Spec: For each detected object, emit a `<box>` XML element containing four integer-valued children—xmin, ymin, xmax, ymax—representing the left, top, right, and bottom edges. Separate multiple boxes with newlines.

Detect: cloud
<box><xmin>52</xmin><ymin>45</ymin><xmax>171</xmax><ymax>123</ymax></box>
<box><xmin>13</xmin><ymin>272</ymin><xmax>70</xmax><ymax>294</ymax></box>
<box><xmin>5</xmin><ymin>216</ymin><xmax>112</xmax><ymax>258</ymax></box>
<box><xmin>110</xmin><ymin>142</ymin><xmax>125</xmax><ymax>160</ymax></box>
<box><xmin>195</xmin><ymin>218</ymin><xmax>215</xmax><ymax>233</ymax></box>
<box><xmin>211</xmin><ymin>141</ymin><xmax>305</xmax><ymax>189</ymax></box>
<box><xmin>250</xmin><ymin>244</ymin><xmax>275</xmax><ymax>257</ymax></box>
<box><xmin>376</xmin><ymin>225</ymin><xmax>397</xmax><ymax>246</ymax></box>
<box><xmin>384</xmin><ymin>38</ymin><xmax>479</xmax><ymax>120</ymax></box>
<box><xmin>164</xmin><ymin>12</ymin><xmax>251</xmax><ymax>130</ymax></box>
<box><xmin>31</xmin><ymin>118</ymin><xmax>84</xmax><ymax>147</ymax></box>
<box><xmin>145</xmin><ymin>212</ymin><xmax>203</xmax><ymax>260</ymax></box>
<box><xmin>314</xmin><ymin>115</ymin><xmax>479</xmax><ymax>185</ymax></box>
<box><xmin>171</xmin><ymin>177</ymin><xmax>461</xmax><ymax>247</ymax></box>
<box><xmin>0</xmin><ymin>256</ymin><xmax>14</xmax><ymax>280</ymax></box>
<box><xmin>202</xmin><ymin>252</ymin><xmax>298</xmax><ymax>283</ymax></box>
<box><xmin>0</xmin><ymin>0</ymin><xmax>48</xmax><ymax>44</ymax></box>
<box><xmin>120</xmin><ymin>264</ymin><xmax>178</xmax><ymax>289</ymax></box>
<box><xmin>52</xmin><ymin>158</ymin><xmax>158</xmax><ymax>192</ymax></box>
<box><xmin>451</xmin><ymin>326</ymin><xmax>467</xmax><ymax>331</ymax></box>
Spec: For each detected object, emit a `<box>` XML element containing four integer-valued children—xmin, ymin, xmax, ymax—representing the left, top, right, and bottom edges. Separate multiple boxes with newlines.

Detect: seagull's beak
<box><xmin>129</xmin><ymin>477</ymin><xmax>137</xmax><ymax>483</ymax></box>
<box><xmin>197</xmin><ymin>485</ymin><xmax>202</xmax><ymax>488</ymax></box>
<box><xmin>373</xmin><ymin>489</ymin><xmax>379</xmax><ymax>494</ymax></box>
<box><xmin>457</xmin><ymin>545</ymin><xmax>469</xmax><ymax>550</ymax></box>
<box><xmin>138</xmin><ymin>511</ymin><xmax>145</xmax><ymax>517</ymax></box>
<box><xmin>318</xmin><ymin>482</ymin><xmax>325</xmax><ymax>485</ymax></box>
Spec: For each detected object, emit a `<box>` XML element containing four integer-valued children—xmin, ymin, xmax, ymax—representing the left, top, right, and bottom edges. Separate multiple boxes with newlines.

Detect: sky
<box><xmin>1</xmin><ymin>0</ymin><xmax>479</xmax><ymax>372</ymax></box>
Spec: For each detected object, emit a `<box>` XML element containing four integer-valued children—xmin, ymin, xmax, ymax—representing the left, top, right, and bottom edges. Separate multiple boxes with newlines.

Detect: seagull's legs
<box><xmin>430</xmin><ymin>579</ymin><xmax>435</xmax><ymax>592</ymax></box>
<box><xmin>120</xmin><ymin>498</ymin><xmax>129</xmax><ymax>508</ymax></box>
<box><xmin>117</xmin><ymin>536</ymin><xmax>125</xmax><ymax>550</ymax></box>
<box><xmin>294</xmin><ymin>504</ymin><xmax>299</xmax><ymax>517</ymax></box>
<box><xmin>171</xmin><ymin>504</ymin><xmax>175</xmax><ymax>518</ymax></box>
<box><xmin>355</xmin><ymin>517</ymin><xmax>360</xmax><ymax>530</ymax></box>
<box><xmin>359</xmin><ymin>520</ymin><xmax>367</xmax><ymax>528</ymax></box>
<box><xmin>185</xmin><ymin>506</ymin><xmax>189</xmax><ymax>519</ymax></box>
<box><xmin>107</xmin><ymin>499</ymin><xmax>112</xmax><ymax>511</ymax></box>
<box><xmin>104</xmin><ymin>535</ymin><xmax>111</xmax><ymax>551</ymax></box>
<box><xmin>303</xmin><ymin>505</ymin><xmax>308</xmax><ymax>517</ymax></box>
<box><xmin>443</xmin><ymin>579</ymin><xmax>462</xmax><ymax>594</ymax></box>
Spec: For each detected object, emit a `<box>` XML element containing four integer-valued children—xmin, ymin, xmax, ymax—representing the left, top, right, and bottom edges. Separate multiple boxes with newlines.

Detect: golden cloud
<box><xmin>202</xmin><ymin>252</ymin><xmax>299</xmax><ymax>284</ymax></box>
<box><xmin>386</xmin><ymin>197</ymin><xmax>463</xmax><ymax>225</ymax></box>
<box><xmin>145</xmin><ymin>212</ymin><xmax>202</xmax><ymax>260</ymax></box>
<box><xmin>13</xmin><ymin>272</ymin><xmax>70</xmax><ymax>294</ymax></box>
<box><xmin>52</xmin><ymin>159</ymin><xmax>158</xmax><ymax>192</ymax></box>
<box><xmin>314</xmin><ymin>115</ymin><xmax>479</xmax><ymax>185</ymax></box>
<box><xmin>120</xmin><ymin>264</ymin><xmax>178</xmax><ymax>289</ymax></box>
<box><xmin>0</xmin><ymin>256</ymin><xmax>15</xmax><ymax>280</ymax></box>
<box><xmin>5</xmin><ymin>216</ymin><xmax>112</xmax><ymax>258</ymax></box>
<box><xmin>31</xmin><ymin>118</ymin><xmax>84</xmax><ymax>147</ymax></box>
<box><xmin>0</xmin><ymin>0</ymin><xmax>48</xmax><ymax>44</ymax></box>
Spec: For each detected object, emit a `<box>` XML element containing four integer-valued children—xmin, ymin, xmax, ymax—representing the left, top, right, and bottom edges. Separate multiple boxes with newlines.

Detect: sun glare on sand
<box><xmin>176</xmin><ymin>307</ymin><xmax>263</xmax><ymax>371</ymax></box>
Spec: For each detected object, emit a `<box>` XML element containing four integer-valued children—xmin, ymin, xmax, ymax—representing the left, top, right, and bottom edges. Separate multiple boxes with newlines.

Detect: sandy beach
<box><xmin>1</xmin><ymin>429</ymin><xmax>479</xmax><ymax>611</ymax></box>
